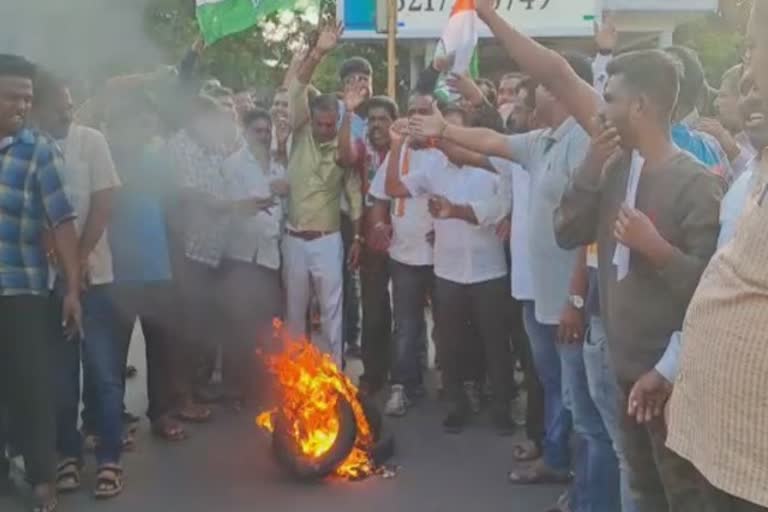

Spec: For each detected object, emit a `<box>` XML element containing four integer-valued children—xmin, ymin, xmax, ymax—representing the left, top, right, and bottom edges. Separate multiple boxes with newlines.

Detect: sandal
<box><xmin>32</xmin><ymin>483</ymin><xmax>58</xmax><ymax>512</ymax></box>
<box><xmin>175</xmin><ymin>402</ymin><xmax>213</xmax><ymax>424</ymax></box>
<box><xmin>511</xmin><ymin>441</ymin><xmax>542</xmax><ymax>462</ymax></box>
<box><xmin>151</xmin><ymin>417</ymin><xmax>188</xmax><ymax>442</ymax></box>
<box><xmin>507</xmin><ymin>461</ymin><xmax>572</xmax><ymax>485</ymax></box>
<box><xmin>93</xmin><ymin>464</ymin><xmax>123</xmax><ymax>500</ymax></box>
<box><xmin>55</xmin><ymin>458</ymin><xmax>81</xmax><ymax>493</ymax></box>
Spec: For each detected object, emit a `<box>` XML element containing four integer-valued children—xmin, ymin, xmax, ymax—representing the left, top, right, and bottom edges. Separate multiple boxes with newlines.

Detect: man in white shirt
<box><xmin>220</xmin><ymin>108</ymin><xmax>289</xmax><ymax>407</ymax></box>
<box><xmin>368</xmin><ymin>92</ymin><xmax>438</xmax><ymax>416</ymax></box>
<box><xmin>31</xmin><ymin>70</ymin><xmax>125</xmax><ymax>497</ymax></box>
<box><xmin>380</xmin><ymin>106</ymin><xmax>515</xmax><ymax>434</ymax></box>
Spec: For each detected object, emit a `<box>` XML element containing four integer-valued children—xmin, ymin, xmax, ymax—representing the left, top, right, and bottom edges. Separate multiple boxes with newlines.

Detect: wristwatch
<box><xmin>569</xmin><ymin>295</ymin><xmax>585</xmax><ymax>310</ymax></box>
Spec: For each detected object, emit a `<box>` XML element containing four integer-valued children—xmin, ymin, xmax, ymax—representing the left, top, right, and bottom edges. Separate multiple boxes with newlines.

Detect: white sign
<box><xmin>344</xmin><ymin>0</ymin><xmax>598</xmax><ymax>39</ymax></box>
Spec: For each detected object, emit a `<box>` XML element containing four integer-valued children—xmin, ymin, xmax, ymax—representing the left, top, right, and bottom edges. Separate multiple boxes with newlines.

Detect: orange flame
<box><xmin>256</xmin><ymin>319</ymin><xmax>373</xmax><ymax>479</ymax></box>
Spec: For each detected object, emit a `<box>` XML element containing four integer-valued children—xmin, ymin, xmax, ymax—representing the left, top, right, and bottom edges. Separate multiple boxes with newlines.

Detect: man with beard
<box><xmin>338</xmin><ymin>93</ymin><xmax>398</xmax><ymax>396</ymax></box>
<box><xmin>0</xmin><ymin>54</ymin><xmax>82</xmax><ymax>512</ymax></box>
<box><xmin>664</xmin><ymin>4</ymin><xmax>768</xmax><ymax>509</ymax></box>
<box><xmin>29</xmin><ymin>70</ymin><xmax>125</xmax><ymax>499</ymax></box>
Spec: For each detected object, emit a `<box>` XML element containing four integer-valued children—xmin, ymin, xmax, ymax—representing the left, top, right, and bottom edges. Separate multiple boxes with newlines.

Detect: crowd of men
<box><xmin>2</xmin><ymin>1</ymin><xmax>768</xmax><ymax>511</ymax></box>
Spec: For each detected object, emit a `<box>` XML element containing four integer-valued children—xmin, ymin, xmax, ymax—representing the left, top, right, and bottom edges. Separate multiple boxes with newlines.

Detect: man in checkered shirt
<box><xmin>0</xmin><ymin>54</ymin><xmax>83</xmax><ymax>512</ymax></box>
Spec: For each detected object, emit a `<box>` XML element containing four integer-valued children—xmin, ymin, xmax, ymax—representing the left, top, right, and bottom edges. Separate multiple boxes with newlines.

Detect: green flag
<box><xmin>196</xmin><ymin>0</ymin><xmax>319</xmax><ymax>45</ymax></box>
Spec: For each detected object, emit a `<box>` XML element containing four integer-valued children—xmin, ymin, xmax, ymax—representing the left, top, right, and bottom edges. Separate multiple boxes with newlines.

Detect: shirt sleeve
<box><xmin>656</xmin><ymin>172</ymin><xmax>725</xmax><ymax>302</ymax></box>
<box><xmin>470</xmin><ymin>156</ymin><xmax>513</xmax><ymax>227</ymax></box>
<box><xmin>288</xmin><ymin>77</ymin><xmax>310</xmax><ymax>131</ymax></box>
<box><xmin>655</xmin><ymin>331</ymin><xmax>682</xmax><ymax>383</ymax></box>
<box><xmin>86</xmin><ymin>129</ymin><xmax>121</xmax><ymax>192</ymax></box>
<box><xmin>36</xmin><ymin>142</ymin><xmax>76</xmax><ymax>227</ymax></box>
<box><xmin>400</xmin><ymin>157</ymin><xmax>436</xmax><ymax>198</ymax></box>
<box><xmin>505</xmin><ymin>131</ymin><xmax>538</xmax><ymax>170</ymax></box>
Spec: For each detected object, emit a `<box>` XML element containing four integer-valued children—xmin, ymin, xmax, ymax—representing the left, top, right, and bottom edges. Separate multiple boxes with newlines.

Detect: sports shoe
<box><xmin>464</xmin><ymin>381</ymin><xmax>482</xmax><ymax>415</ymax></box>
<box><xmin>384</xmin><ymin>385</ymin><xmax>409</xmax><ymax>417</ymax></box>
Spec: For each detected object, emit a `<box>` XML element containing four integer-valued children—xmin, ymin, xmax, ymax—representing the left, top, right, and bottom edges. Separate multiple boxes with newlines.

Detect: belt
<box><xmin>286</xmin><ymin>228</ymin><xmax>336</xmax><ymax>241</ymax></box>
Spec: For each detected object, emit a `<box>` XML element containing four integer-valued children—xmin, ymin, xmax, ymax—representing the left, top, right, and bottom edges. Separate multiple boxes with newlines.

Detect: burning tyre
<box><xmin>257</xmin><ymin>320</ymin><xmax>387</xmax><ymax>481</ymax></box>
<box><xmin>271</xmin><ymin>395</ymin><xmax>358</xmax><ymax>480</ymax></box>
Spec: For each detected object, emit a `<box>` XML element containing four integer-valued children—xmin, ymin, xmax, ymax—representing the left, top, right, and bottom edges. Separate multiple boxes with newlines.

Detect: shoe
<box><xmin>384</xmin><ymin>385</ymin><xmax>409</xmax><ymax>417</ymax></box>
<box><xmin>442</xmin><ymin>409</ymin><xmax>468</xmax><ymax>434</ymax></box>
<box><xmin>464</xmin><ymin>381</ymin><xmax>482</xmax><ymax>415</ymax></box>
<box><xmin>345</xmin><ymin>344</ymin><xmax>362</xmax><ymax>359</ymax></box>
<box><xmin>492</xmin><ymin>409</ymin><xmax>516</xmax><ymax>437</ymax></box>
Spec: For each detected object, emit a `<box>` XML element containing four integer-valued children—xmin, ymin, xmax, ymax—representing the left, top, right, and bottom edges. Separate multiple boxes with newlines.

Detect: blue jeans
<box><xmin>584</xmin><ymin>316</ymin><xmax>638</xmax><ymax>512</ymax></box>
<box><xmin>561</xmin><ymin>337</ymin><xmax>620</xmax><ymax>512</ymax></box>
<box><xmin>54</xmin><ymin>285</ymin><xmax>122</xmax><ymax>465</ymax></box>
<box><xmin>521</xmin><ymin>301</ymin><xmax>571</xmax><ymax>471</ymax></box>
<box><xmin>389</xmin><ymin>260</ymin><xmax>432</xmax><ymax>390</ymax></box>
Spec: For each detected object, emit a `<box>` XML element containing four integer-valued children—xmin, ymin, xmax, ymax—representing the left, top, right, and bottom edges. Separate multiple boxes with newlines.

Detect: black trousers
<box><xmin>510</xmin><ymin>296</ymin><xmax>545</xmax><ymax>446</ymax></box>
<box><xmin>0</xmin><ymin>296</ymin><xmax>56</xmax><ymax>485</ymax></box>
<box><xmin>359</xmin><ymin>247</ymin><xmax>392</xmax><ymax>390</ymax></box>
<box><xmin>341</xmin><ymin>214</ymin><xmax>361</xmax><ymax>350</ymax></box>
<box><xmin>112</xmin><ymin>282</ymin><xmax>182</xmax><ymax>422</ymax></box>
<box><xmin>434</xmin><ymin>277</ymin><xmax>513</xmax><ymax>412</ymax></box>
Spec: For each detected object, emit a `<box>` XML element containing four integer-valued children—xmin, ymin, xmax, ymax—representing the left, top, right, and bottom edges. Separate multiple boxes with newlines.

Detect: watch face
<box><xmin>572</xmin><ymin>296</ymin><xmax>585</xmax><ymax>309</ymax></box>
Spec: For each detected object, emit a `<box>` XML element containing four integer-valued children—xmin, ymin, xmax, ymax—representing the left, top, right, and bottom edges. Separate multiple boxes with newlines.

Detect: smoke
<box><xmin>0</xmin><ymin>0</ymin><xmax>164</xmax><ymax>91</ymax></box>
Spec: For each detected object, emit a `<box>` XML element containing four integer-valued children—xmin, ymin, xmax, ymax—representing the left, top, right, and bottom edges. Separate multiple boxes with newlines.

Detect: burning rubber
<box><xmin>257</xmin><ymin>320</ymin><xmax>394</xmax><ymax>481</ymax></box>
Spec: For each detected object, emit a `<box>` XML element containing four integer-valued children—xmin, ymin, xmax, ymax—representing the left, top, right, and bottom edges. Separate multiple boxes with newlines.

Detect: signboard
<box><xmin>338</xmin><ymin>0</ymin><xmax>599</xmax><ymax>39</ymax></box>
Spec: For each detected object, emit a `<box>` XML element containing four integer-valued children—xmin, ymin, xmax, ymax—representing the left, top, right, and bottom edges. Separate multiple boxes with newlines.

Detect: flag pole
<box><xmin>387</xmin><ymin>0</ymin><xmax>397</xmax><ymax>100</ymax></box>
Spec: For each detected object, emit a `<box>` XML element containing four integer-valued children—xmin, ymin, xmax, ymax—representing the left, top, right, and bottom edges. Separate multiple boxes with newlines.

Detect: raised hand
<box><xmin>475</xmin><ymin>0</ymin><xmax>496</xmax><ymax>18</ymax></box>
<box><xmin>585</xmin><ymin>117</ymin><xmax>622</xmax><ymax>170</ymax></box>
<box><xmin>315</xmin><ymin>20</ymin><xmax>344</xmax><ymax>55</ymax></box>
<box><xmin>408</xmin><ymin>103</ymin><xmax>447</xmax><ymax>139</ymax></box>
<box><xmin>389</xmin><ymin>118</ymin><xmax>410</xmax><ymax>144</ymax></box>
<box><xmin>433</xmin><ymin>51</ymin><xmax>456</xmax><ymax>73</ymax></box>
<box><xmin>594</xmin><ymin>13</ymin><xmax>618</xmax><ymax>52</ymax></box>
<box><xmin>446</xmin><ymin>72</ymin><xmax>485</xmax><ymax>106</ymax></box>
<box><xmin>343</xmin><ymin>76</ymin><xmax>369</xmax><ymax>112</ymax></box>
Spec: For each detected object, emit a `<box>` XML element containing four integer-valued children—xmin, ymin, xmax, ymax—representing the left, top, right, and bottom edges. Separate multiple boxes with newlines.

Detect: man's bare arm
<box><xmin>476</xmin><ymin>0</ymin><xmax>602</xmax><ymax>135</ymax></box>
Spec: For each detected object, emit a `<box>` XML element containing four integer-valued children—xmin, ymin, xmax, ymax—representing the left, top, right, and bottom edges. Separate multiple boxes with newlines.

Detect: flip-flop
<box><xmin>175</xmin><ymin>404</ymin><xmax>213</xmax><ymax>424</ymax></box>
<box><xmin>151</xmin><ymin>418</ymin><xmax>188</xmax><ymax>442</ymax></box>
<box><xmin>94</xmin><ymin>464</ymin><xmax>123</xmax><ymax>500</ymax></box>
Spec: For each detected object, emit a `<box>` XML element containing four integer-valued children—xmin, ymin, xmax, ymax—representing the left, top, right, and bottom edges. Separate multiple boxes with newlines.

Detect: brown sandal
<box><xmin>55</xmin><ymin>458</ymin><xmax>81</xmax><ymax>493</ymax></box>
<box><xmin>94</xmin><ymin>464</ymin><xmax>123</xmax><ymax>500</ymax></box>
<box><xmin>175</xmin><ymin>402</ymin><xmax>212</xmax><ymax>424</ymax></box>
<box><xmin>151</xmin><ymin>416</ymin><xmax>188</xmax><ymax>442</ymax></box>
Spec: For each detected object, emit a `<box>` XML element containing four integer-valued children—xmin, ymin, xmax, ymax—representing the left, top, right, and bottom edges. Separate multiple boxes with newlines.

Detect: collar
<box><xmin>543</xmin><ymin>117</ymin><xmax>579</xmax><ymax>145</ymax></box>
<box><xmin>0</xmin><ymin>128</ymin><xmax>36</xmax><ymax>151</ymax></box>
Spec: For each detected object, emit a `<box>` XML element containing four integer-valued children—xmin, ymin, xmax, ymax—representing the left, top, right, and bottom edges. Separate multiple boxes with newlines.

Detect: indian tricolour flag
<box><xmin>435</xmin><ymin>0</ymin><xmax>480</xmax><ymax>102</ymax></box>
<box><xmin>196</xmin><ymin>0</ymin><xmax>319</xmax><ymax>45</ymax></box>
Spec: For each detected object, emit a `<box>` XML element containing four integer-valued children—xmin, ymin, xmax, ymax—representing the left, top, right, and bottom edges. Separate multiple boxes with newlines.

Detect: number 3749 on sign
<box><xmin>397</xmin><ymin>0</ymin><xmax>551</xmax><ymax>12</ymax></box>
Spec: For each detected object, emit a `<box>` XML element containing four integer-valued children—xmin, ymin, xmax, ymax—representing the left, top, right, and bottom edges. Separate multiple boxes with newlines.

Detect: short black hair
<box><xmin>0</xmin><ymin>54</ymin><xmax>36</xmax><ymax>80</ymax></box>
<box><xmin>606</xmin><ymin>49</ymin><xmax>682</xmax><ymax>120</ymax></box>
<box><xmin>310</xmin><ymin>93</ymin><xmax>339</xmax><ymax>116</ymax></box>
<box><xmin>362</xmin><ymin>95</ymin><xmax>398</xmax><ymax>120</ymax></box>
<box><xmin>241</xmin><ymin>108</ymin><xmax>272</xmax><ymax>128</ymax></box>
<box><xmin>664</xmin><ymin>46</ymin><xmax>705</xmax><ymax>110</ymax></box>
<box><xmin>339</xmin><ymin>57</ymin><xmax>373</xmax><ymax>82</ymax></box>
<box><xmin>32</xmin><ymin>68</ymin><xmax>66</xmax><ymax>108</ymax></box>
<box><xmin>562</xmin><ymin>52</ymin><xmax>594</xmax><ymax>86</ymax></box>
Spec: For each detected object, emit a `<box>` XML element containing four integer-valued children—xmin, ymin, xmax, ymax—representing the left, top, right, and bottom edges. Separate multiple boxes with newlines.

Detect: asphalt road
<box><xmin>1</xmin><ymin>332</ymin><xmax>563</xmax><ymax>512</ymax></box>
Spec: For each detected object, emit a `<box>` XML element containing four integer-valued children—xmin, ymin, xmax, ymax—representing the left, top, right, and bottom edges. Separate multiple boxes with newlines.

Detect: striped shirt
<box><xmin>0</xmin><ymin>128</ymin><xmax>75</xmax><ymax>295</ymax></box>
<box><xmin>667</xmin><ymin>152</ymin><xmax>768</xmax><ymax>507</ymax></box>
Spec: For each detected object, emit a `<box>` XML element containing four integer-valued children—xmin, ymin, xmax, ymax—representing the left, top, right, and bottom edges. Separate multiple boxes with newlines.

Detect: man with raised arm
<box><xmin>281</xmin><ymin>21</ymin><xmax>363</xmax><ymax>366</ymax></box>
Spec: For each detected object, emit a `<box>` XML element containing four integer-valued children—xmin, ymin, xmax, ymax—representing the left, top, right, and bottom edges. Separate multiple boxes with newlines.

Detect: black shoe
<box><xmin>442</xmin><ymin>410</ymin><xmax>468</xmax><ymax>434</ymax></box>
<box><xmin>492</xmin><ymin>410</ymin><xmax>516</xmax><ymax>437</ymax></box>
<box><xmin>345</xmin><ymin>344</ymin><xmax>362</xmax><ymax>359</ymax></box>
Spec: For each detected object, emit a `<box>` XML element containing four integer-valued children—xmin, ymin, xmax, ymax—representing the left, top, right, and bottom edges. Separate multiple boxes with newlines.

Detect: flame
<box><xmin>256</xmin><ymin>319</ymin><xmax>374</xmax><ymax>479</ymax></box>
